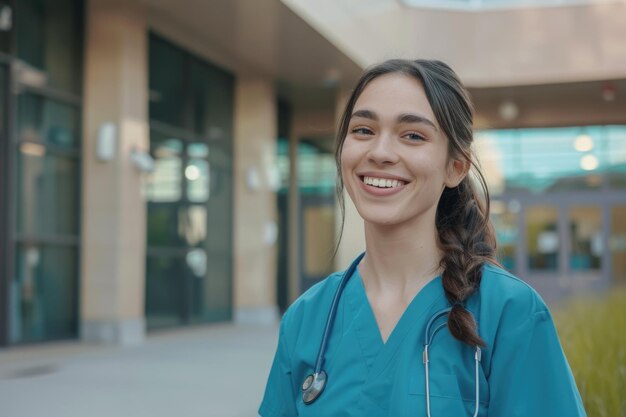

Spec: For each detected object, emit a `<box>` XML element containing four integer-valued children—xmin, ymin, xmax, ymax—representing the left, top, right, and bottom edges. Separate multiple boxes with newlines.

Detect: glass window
<box><xmin>475</xmin><ymin>125</ymin><xmax>626</xmax><ymax>195</ymax></box>
<box><xmin>18</xmin><ymin>93</ymin><xmax>80</xmax><ymax>149</ymax></box>
<box><xmin>16</xmin><ymin>0</ymin><xmax>82</xmax><ymax>93</ymax></box>
<box><xmin>187</xmin><ymin>158</ymin><xmax>210</xmax><ymax>202</ymax></box>
<box><xmin>276</xmin><ymin>138</ymin><xmax>290</xmax><ymax>192</ymax></box>
<box><xmin>10</xmin><ymin>244</ymin><xmax>78</xmax><ymax>343</ymax></box>
<box><xmin>17</xmin><ymin>148</ymin><xmax>79</xmax><ymax>236</ymax></box>
<box><xmin>569</xmin><ymin>206</ymin><xmax>602</xmax><ymax>271</ymax></box>
<box><xmin>527</xmin><ymin>206</ymin><xmax>559</xmax><ymax>271</ymax></box>
<box><xmin>147</xmin><ymin>205</ymin><xmax>207</xmax><ymax>248</ymax></box>
<box><xmin>148</xmin><ymin>36</ymin><xmax>187</xmax><ymax>129</ymax></box>
<box><xmin>491</xmin><ymin>200</ymin><xmax>519</xmax><ymax>271</ymax></box>
<box><xmin>610</xmin><ymin>206</ymin><xmax>626</xmax><ymax>286</ymax></box>
<box><xmin>145</xmin><ymin>255</ymin><xmax>186</xmax><ymax>329</ymax></box>
<box><xmin>304</xmin><ymin>205</ymin><xmax>335</xmax><ymax>277</ymax></box>
<box><xmin>145</xmin><ymin>135</ymin><xmax>183</xmax><ymax>202</ymax></box>
<box><xmin>149</xmin><ymin>34</ymin><xmax>234</xmax><ymax>138</ymax></box>
<box><xmin>298</xmin><ymin>139</ymin><xmax>336</xmax><ymax>194</ymax></box>
<box><xmin>191</xmin><ymin>59</ymin><xmax>234</xmax><ymax>139</ymax></box>
<box><xmin>606</xmin><ymin>126</ymin><xmax>626</xmax><ymax>189</ymax></box>
<box><xmin>147</xmin><ymin>34</ymin><xmax>234</xmax><ymax>329</ymax></box>
<box><xmin>0</xmin><ymin>2</ymin><xmax>11</xmax><ymax>53</ymax></box>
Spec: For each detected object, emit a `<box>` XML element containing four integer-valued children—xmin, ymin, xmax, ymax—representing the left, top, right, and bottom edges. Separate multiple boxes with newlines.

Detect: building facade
<box><xmin>1</xmin><ymin>0</ymin><xmax>624</xmax><ymax>347</ymax></box>
<box><xmin>0</xmin><ymin>0</ymin><xmax>361</xmax><ymax>347</ymax></box>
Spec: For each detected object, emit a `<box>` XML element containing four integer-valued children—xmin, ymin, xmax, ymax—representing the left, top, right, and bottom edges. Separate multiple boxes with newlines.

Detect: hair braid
<box><xmin>437</xmin><ymin>176</ymin><xmax>496</xmax><ymax>348</ymax></box>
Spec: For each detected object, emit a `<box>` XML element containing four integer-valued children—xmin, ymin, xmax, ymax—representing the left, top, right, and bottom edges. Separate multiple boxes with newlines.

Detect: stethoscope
<box><xmin>301</xmin><ymin>252</ymin><xmax>482</xmax><ymax>417</ymax></box>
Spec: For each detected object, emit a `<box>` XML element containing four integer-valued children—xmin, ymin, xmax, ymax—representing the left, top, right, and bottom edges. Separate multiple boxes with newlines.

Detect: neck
<box><xmin>361</xmin><ymin>208</ymin><xmax>443</xmax><ymax>294</ymax></box>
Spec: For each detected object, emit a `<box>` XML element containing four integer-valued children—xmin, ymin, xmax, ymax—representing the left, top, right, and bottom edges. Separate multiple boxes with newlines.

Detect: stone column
<box><xmin>80</xmin><ymin>0</ymin><xmax>148</xmax><ymax>345</ymax></box>
<box><xmin>233</xmin><ymin>77</ymin><xmax>279</xmax><ymax>324</ymax></box>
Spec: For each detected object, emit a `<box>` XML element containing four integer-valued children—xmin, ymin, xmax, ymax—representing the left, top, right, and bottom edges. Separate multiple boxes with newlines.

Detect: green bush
<box><xmin>553</xmin><ymin>287</ymin><xmax>626</xmax><ymax>417</ymax></box>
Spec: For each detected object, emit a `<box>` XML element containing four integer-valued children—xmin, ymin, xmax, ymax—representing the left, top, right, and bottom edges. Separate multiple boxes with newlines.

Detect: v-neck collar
<box><xmin>345</xmin><ymin>264</ymin><xmax>445</xmax><ymax>376</ymax></box>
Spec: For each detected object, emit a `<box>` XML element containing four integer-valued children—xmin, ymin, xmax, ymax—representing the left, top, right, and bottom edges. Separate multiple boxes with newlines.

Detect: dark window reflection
<box><xmin>569</xmin><ymin>206</ymin><xmax>602</xmax><ymax>271</ymax></box>
<box><xmin>145</xmin><ymin>255</ymin><xmax>186</xmax><ymax>329</ymax></box>
<box><xmin>0</xmin><ymin>2</ymin><xmax>11</xmax><ymax>53</ymax></box>
<box><xmin>148</xmin><ymin>36</ymin><xmax>187</xmax><ymax>129</ymax></box>
<box><xmin>16</xmin><ymin>0</ymin><xmax>83</xmax><ymax>93</ymax></box>
<box><xmin>147</xmin><ymin>34</ymin><xmax>234</xmax><ymax>329</ymax></box>
<box><xmin>18</xmin><ymin>93</ymin><xmax>80</xmax><ymax>149</ymax></box>
<box><xmin>491</xmin><ymin>201</ymin><xmax>519</xmax><ymax>271</ymax></box>
<box><xmin>147</xmin><ymin>204</ymin><xmax>207</xmax><ymax>248</ymax></box>
<box><xmin>17</xmin><ymin>148</ymin><xmax>79</xmax><ymax>236</ymax></box>
<box><xmin>527</xmin><ymin>206</ymin><xmax>559</xmax><ymax>271</ymax></box>
<box><xmin>149</xmin><ymin>34</ymin><xmax>234</xmax><ymax>138</ymax></box>
<box><xmin>11</xmin><ymin>244</ymin><xmax>78</xmax><ymax>343</ymax></box>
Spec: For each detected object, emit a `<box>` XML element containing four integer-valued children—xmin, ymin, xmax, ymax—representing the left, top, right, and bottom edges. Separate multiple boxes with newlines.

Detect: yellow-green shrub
<box><xmin>553</xmin><ymin>287</ymin><xmax>626</xmax><ymax>417</ymax></box>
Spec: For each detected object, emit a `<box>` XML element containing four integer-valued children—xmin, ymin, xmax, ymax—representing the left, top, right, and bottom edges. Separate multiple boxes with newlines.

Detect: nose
<box><xmin>366</xmin><ymin>131</ymin><xmax>399</xmax><ymax>166</ymax></box>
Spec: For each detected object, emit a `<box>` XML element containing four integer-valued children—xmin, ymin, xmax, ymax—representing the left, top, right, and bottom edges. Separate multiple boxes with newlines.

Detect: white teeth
<box><xmin>362</xmin><ymin>176</ymin><xmax>405</xmax><ymax>188</ymax></box>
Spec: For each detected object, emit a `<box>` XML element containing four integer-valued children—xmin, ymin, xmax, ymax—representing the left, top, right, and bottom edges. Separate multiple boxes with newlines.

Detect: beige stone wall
<box><xmin>81</xmin><ymin>0</ymin><xmax>148</xmax><ymax>345</ymax></box>
<box><xmin>233</xmin><ymin>78</ymin><xmax>279</xmax><ymax>322</ymax></box>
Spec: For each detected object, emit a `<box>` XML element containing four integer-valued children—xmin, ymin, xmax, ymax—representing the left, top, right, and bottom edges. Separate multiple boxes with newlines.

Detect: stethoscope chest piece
<box><xmin>302</xmin><ymin>370</ymin><xmax>327</xmax><ymax>404</ymax></box>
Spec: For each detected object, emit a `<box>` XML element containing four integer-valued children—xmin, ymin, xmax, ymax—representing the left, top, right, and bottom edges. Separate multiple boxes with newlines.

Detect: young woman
<box><xmin>259</xmin><ymin>59</ymin><xmax>587</xmax><ymax>417</ymax></box>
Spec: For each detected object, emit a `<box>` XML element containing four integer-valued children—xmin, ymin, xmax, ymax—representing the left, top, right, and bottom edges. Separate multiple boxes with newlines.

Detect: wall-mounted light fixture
<box><xmin>130</xmin><ymin>148</ymin><xmax>155</xmax><ymax>173</ymax></box>
<box><xmin>498</xmin><ymin>100</ymin><xmax>519</xmax><ymax>122</ymax></box>
<box><xmin>96</xmin><ymin>122</ymin><xmax>116</xmax><ymax>162</ymax></box>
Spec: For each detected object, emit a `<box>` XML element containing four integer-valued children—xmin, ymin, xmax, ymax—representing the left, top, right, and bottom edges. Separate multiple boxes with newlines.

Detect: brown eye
<box><xmin>404</xmin><ymin>132</ymin><xmax>425</xmax><ymax>141</ymax></box>
<box><xmin>351</xmin><ymin>127</ymin><xmax>374</xmax><ymax>135</ymax></box>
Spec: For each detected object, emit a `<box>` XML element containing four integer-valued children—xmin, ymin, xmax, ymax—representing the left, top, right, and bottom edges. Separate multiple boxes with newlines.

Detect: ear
<box><xmin>445</xmin><ymin>157</ymin><xmax>470</xmax><ymax>188</ymax></box>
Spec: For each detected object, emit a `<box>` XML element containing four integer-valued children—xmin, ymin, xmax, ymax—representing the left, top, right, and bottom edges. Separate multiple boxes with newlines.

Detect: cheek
<box><xmin>340</xmin><ymin>140</ymin><xmax>358</xmax><ymax>177</ymax></box>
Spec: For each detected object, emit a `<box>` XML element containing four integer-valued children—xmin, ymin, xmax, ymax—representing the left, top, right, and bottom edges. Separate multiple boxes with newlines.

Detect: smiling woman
<box><xmin>259</xmin><ymin>59</ymin><xmax>588</xmax><ymax>417</ymax></box>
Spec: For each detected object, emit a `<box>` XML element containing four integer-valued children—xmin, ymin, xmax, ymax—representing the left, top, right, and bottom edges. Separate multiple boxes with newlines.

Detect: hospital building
<box><xmin>0</xmin><ymin>0</ymin><xmax>624</xmax><ymax>347</ymax></box>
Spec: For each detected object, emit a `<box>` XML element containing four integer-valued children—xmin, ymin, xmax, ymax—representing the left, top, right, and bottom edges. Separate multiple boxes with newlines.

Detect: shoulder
<box><xmin>476</xmin><ymin>262</ymin><xmax>550</xmax><ymax>325</ymax></box>
<box><xmin>280</xmin><ymin>270</ymin><xmax>344</xmax><ymax>331</ymax></box>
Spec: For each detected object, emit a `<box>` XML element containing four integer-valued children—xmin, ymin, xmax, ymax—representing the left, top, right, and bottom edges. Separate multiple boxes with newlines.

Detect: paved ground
<box><xmin>0</xmin><ymin>323</ymin><xmax>279</xmax><ymax>417</ymax></box>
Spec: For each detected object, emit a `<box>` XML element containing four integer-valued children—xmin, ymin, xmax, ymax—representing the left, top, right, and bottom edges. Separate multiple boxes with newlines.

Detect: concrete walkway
<box><xmin>0</xmin><ymin>323</ymin><xmax>279</xmax><ymax>417</ymax></box>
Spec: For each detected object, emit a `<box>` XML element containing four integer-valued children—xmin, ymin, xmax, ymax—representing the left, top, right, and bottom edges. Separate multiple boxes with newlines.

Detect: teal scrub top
<box><xmin>259</xmin><ymin>261</ymin><xmax>587</xmax><ymax>417</ymax></box>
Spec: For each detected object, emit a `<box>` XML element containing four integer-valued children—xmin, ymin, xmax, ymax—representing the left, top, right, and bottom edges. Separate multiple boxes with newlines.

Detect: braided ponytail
<box><xmin>437</xmin><ymin>172</ymin><xmax>496</xmax><ymax>348</ymax></box>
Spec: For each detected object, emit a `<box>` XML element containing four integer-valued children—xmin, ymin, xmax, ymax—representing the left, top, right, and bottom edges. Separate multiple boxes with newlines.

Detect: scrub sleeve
<box><xmin>487</xmin><ymin>308</ymin><xmax>587</xmax><ymax>417</ymax></box>
<box><xmin>259</xmin><ymin>318</ymin><xmax>297</xmax><ymax>417</ymax></box>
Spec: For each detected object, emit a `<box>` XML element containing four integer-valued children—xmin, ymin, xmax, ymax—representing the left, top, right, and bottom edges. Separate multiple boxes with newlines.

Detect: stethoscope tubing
<box><xmin>313</xmin><ymin>252</ymin><xmax>365</xmax><ymax>375</ymax></box>
<box><xmin>304</xmin><ymin>252</ymin><xmax>482</xmax><ymax>417</ymax></box>
<box><xmin>423</xmin><ymin>308</ymin><xmax>481</xmax><ymax>417</ymax></box>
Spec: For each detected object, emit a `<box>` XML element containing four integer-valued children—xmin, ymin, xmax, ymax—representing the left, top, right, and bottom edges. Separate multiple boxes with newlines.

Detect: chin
<box><xmin>356</xmin><ymin>207</ymin><xmax>406</xmax><ymax>227</ymax></box>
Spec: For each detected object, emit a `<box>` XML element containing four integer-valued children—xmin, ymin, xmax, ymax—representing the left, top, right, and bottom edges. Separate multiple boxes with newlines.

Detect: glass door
<box><xmin>0</xmin><ymin>63</ymin><xmax>8</xmax><ymax>346</ymax></box>
<box><xmin>567</xmin><ymin>205</ymin><xmax>604</xmax><ymax>290</ymax></box>
<box><xmin>520</xmin><ymin>200</ymin><xmax>609</xmax><ymax>301</ymax></box>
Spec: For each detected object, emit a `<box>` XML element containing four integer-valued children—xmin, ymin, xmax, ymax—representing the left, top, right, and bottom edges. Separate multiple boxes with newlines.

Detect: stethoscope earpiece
<box><xmin>302</xmin><ymin>371</ymin><xmax>327</xmax><ymax>404</ymax></box>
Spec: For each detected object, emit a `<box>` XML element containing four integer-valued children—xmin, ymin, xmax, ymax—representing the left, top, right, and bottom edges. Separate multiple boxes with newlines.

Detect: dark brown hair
<box><xmin>334</xmin><ymin>59</ymin><xmax>497</xmax><ymax>348</ymax></box>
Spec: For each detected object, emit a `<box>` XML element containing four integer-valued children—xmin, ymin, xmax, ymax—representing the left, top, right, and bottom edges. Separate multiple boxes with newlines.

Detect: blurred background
<box><xmin>0</xmin><ymin>0</ymin><xmax>624</xmax><ymax>416</ymax></box>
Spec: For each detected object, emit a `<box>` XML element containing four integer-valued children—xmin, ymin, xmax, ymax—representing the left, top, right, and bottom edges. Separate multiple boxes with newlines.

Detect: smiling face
<box><xmin>340</xmin><ymin>72</ymin><xmax>467</xmax><ymax>228</ymax></box>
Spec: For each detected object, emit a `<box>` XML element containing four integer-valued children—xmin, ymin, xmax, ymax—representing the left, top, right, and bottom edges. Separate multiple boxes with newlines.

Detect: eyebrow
<box><xmin>351</xmin><ymin>109</ymin><xmax>438</xmax><ymax>132</ymax></box>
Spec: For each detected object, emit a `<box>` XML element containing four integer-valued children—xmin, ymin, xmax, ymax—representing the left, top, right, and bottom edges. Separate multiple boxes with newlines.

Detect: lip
<box><xmin>356</xmin><ymin>173</ymin><xmax>408</xmax><ymax>196</ymax></box>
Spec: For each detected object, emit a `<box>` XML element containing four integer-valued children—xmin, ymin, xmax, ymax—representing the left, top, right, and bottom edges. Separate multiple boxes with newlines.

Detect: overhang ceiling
<box><xmin>145</xmin><ymin>0</ymin><xmax>363</xmax><ymax>111</ymax></box>
<box><xmin>471</xmin><ymin>79</ymin><xmax>626</xmax><ymax>129</ymax></box>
